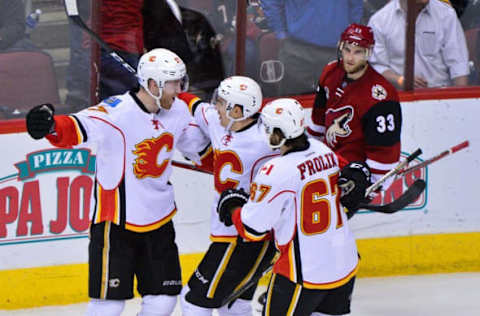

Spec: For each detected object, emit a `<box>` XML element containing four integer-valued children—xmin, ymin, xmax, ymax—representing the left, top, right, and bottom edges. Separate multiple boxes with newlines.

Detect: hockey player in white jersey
<box><xmin>25</xmin><ymin>48</ymin><xmax>209</xmax><ymax>316</ymax></box>
<box><xmin>217</xmin><ymin>98</ymin><xmax>371</xmax><ymax>316</ymax></box>
<box><xmin>178</xmin><ymin>76</ymin><xmax>277</xmax><ymax>316</ymax></box>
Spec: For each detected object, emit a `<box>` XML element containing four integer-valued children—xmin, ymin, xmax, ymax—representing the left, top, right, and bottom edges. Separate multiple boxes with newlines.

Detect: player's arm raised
<box><xmin>26</xmin><ymin>102</ymin><xmax>114</xmax><ymax>148</ymax></box>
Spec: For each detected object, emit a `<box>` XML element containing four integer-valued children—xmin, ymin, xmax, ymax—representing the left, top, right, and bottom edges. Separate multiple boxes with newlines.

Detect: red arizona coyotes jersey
<box><xmin>308</xmin><ymin>61</ymin><xmax>401</xmax><ymax>179</ymax></box>
<box><xmin>179</xmin><ymin>93</ymin><xmax>278</xmax><ymax>241</ymax></box>
<box><xmin>100</xmin><ymin>0</ymin><xmax>144</xmax><ymax>54</ymax></box>
<box><xmin>233</xmin><ymin>138</ymin><xmax>358</xmax><ymax>288</ymax></box>
<box><xmin>46</xmin><ymin>91</ymin><xmax>209</xmax><ymax>232</ymax></box>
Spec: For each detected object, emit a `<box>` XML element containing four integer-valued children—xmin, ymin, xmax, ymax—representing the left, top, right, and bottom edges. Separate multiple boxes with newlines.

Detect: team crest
<box><xmin>221</xmin><ymin>134</ymin><xmax>233</xmax><ymax>146</ymax></box>
<box><xmin>372</xmin><ymin>84</ymin><xmax>387</xmax><ymax>100</ymax></box>
<box><xmin>132</xmin><ymin>134</ymin><xmax>174</xmax><ymax>179</ymax></box>
<box><xmin>325</xmin><ymin>105</ymin><xmax>354</xmax><ymax>148</ymax></box>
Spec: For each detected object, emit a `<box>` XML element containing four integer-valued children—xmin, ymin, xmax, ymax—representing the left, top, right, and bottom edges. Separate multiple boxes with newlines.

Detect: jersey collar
<box><xmin>130</xmin><ymin>90</ymin><xmax>150</xmax><ymax>114</ymax></box>
<box><xmin>283</xmin><ymin>139</ymin><xmax>310</xmax><ymax>156</ymax></box>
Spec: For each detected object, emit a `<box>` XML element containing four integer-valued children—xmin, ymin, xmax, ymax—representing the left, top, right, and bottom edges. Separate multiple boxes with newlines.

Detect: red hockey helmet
<box><xmin>340</xmin><ymin>23</ymin><xmax>375</xmax><ymax>49</ymax></box>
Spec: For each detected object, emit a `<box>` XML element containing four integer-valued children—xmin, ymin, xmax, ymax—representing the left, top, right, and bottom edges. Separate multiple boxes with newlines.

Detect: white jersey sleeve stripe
<box><xmin>201</xmin><ymin>105</ymin><xmax>209</xmax><ymax>126</ymax></box>
<box><xmin>308</xmin><ymin>123</ymin><xmax>325</xmax><ymax>134</ymax></box>
<box><xmin>267</xmin><ymin>190</ymin><xmax>296</xmax><ymax>203</ymax></box>
<box><xmin>366</xmin><ymin>158</ymin><xmax>398</xmax><ymax>172</ymax></box>
<box><xmin>70</xmin><ymin>115</ymin><xmax>87</xmax><ymax>143</ymax></box>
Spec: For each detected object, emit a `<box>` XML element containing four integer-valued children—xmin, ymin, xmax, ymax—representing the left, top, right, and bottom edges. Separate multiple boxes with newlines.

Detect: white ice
<box><xmin>1</xmin><ymin>272</ymin><xmax>479</xmax><ymax>316</ymax></box>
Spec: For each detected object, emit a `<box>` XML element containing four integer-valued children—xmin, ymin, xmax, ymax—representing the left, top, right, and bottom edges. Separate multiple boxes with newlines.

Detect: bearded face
<box><xmin>341</xmin><ymin>42</ymin><xmax>368</xmax><ymax>75</ymax></box>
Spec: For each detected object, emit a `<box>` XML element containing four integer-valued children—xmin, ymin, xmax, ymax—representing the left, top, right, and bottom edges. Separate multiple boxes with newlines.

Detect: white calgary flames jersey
<box><xmin>47</xmin><ymin>91</ymin><xmax>209</xmax><ymax>232</ymax></box>
<box><xmin>191</xmin><ymin>100</ymin><xmax>278</xmax><ymax>240</ymax></box>
<box><xmin>237</xmin><ymin>138</ymin><xmax>358</xmax><ymax>288</ymax></box>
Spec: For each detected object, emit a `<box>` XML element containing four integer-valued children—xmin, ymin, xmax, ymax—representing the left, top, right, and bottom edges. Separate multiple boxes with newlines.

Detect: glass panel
<box><xmin>249</xmin><ymin>0</ymin><xmax>480</xmax><ymax>95</ymax></box>
<box><xmin>458</xmin><ymin>0</ymin><xmax>480</xmax><ymax>86</ymax></box>
<box><xmin>0</xmin><ymin>0</ymin><xmax>87</xmax><ymax>120</ymax></box>
<box><xmin>367</xmin><ymin>0</ymin><xmax>478</xmax><ymax>90</ymax></box>
<box><xmin>2</xmin><ymin>0</ymin><xmax>478</xmax><ymax>124</ymax></box>
<box><xmin>251</xmin><ymin>0</ymin><xmax>366</xmax><ymax>97</ymax></box>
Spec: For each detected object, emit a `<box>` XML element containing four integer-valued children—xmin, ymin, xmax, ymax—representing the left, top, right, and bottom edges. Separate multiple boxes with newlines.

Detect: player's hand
<box><xmin>217</xmin><ymin>188</ymin><xmax>249</xmax><ymax>226</ymax></box>
<box><xmin>26</xmin><ymin>103</ymin><xmax>55</xmax><ymax>139</ymax></box>
<box><xmin>338</xmin><ymin>161</ymin><xmax>371</xmax><ymax>215</ymax></box>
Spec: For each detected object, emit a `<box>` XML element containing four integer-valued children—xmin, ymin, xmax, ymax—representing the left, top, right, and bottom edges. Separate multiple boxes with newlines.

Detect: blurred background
<box><xmin>0</xmin><ymin>0</ymin><xmax>478</xmax><ymax>118</ymax></box>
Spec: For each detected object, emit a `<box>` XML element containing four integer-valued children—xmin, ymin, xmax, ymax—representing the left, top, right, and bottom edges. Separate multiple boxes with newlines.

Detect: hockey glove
<box><xmin>26</xmin><ymin>103</ymin><xmax>55</xmax><ymax>139</ymax></box>
<box><xmin>217</xmin><ymin>188</ymin><xmax>250</xmax><ymax>226</ymax></box>
<box><xmin>338</xmin><ymin>161</ymin><xmax>371</xmax><ymax>216</ymax></box>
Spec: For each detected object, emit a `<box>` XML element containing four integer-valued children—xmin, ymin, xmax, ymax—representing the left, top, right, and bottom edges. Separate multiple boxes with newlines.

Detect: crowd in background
<box><xmin>0</xmin><ymin>0</ymin><xmax>479</xmax><ymax>119</ymax></box>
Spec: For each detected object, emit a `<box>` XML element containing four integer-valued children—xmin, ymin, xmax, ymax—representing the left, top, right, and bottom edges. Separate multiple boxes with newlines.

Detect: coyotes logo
<box><xmin>325</xmin><ymin>105</ymin><xmax>354</xmax><ymax>148</ymax></box>
<box><xmin>132</xmin><ymin>133</ymin><xmax>174</xmax><ymax>179</ymax></box>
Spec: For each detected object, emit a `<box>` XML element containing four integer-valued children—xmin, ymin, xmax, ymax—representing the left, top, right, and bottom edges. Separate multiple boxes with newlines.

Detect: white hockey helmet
<box><xmin>213</xmin><ymin>76</ymin><xmax>263</xmax><ymax>122</ymax></box>
<box><xmin>261</xmin><ymin>98</ymin><xmax>306</xmax><ymax>149</ymax></box>
<box><xmin>137</xmin><ymin>48</ymin><xmax>188</xmax><ymax>109</ymax></box>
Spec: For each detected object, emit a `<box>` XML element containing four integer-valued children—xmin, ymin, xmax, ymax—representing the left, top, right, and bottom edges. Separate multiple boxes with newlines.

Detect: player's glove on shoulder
<box><xmin>217</xmin><ymin>188</ymin><xmax>249</xmax><ymax>226</ymax></box>
<box><xmin>338</xmin><ymin>161</ymin><xmax>371</xmax><ymax>217</ymax></box>
<box><xmin>26</xmin><ymin>103</ymin><xmax>55</xmax><ymax>139</ymax></box>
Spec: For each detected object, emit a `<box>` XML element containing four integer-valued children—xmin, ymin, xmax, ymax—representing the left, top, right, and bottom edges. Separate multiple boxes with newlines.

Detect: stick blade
<box><xmin>359</xmin><ymin>179</ymin><xmax>426</xmax><ymax>213</ymax></box>
<box><xmin>64</xmin><ymin>0</ymin><xmax>79</xmax><ymax>16</ymax></box>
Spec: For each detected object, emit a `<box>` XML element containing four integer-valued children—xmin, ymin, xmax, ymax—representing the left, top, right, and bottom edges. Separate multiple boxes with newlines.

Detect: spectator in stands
<box><xmin>260</xmin><ymin>0</ymin><xmax>363</xmax><ymax>95</ymax></box>
<box><xmin>65</xmin><ymin>0</ymin><xmax>91</xmax><ymax>111</ymax></box>
<box><xmin>460</xmin><ymin>0</ymin><xmax>480</xmax><ymax>29</ymax></box>
<box><xmin>362</xmin><ymin>0</ymin><xmax>389</xmax><ymax>23</ymax></box>
<box><xmin>368</xmin><ymin>0</ymin><xmax>470</xmax><ymax>88</ymax></box>
<box><xmin>65</xmin><ymin>0</ymin><xmax>192</xmax><ymax>108</ymax></box>
<box><xmin>99</xmin><ymin>0</ymin><xmax>192</xmax><ymax>101</ymax></box>
<box><xmin>0</xmin><ymin>0</ymin><xmax>36</xmax><ymax>52</ymax></box>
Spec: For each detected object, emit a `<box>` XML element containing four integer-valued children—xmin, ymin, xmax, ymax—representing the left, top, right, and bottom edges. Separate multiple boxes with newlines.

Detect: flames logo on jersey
<box><xmin>132</xmin><ymin>133</ymin><xmax>174</xmax><ymax>179</ymax></box>
<box><xmin>325</xmin><ymin>105</ymin><xmax>354</xmax><ymax>147</ymax></box>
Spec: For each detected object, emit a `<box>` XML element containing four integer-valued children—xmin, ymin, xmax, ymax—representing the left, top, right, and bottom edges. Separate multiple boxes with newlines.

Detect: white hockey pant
<box><xmin>85</xmin><ymin>298</ymin><xmax>125</xmax><ymax>316</ymax></box>
<box><xmin>137</xmin><ymin>294</ymin><xmax>177</xmax><ymax>316</ymax></box>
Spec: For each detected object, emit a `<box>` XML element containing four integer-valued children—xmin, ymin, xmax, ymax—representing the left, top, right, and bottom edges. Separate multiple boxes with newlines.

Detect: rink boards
<box><xmin>0</xmin><ymin>96</ymin><xmax>479</xmax><ymax>309</ymax></box>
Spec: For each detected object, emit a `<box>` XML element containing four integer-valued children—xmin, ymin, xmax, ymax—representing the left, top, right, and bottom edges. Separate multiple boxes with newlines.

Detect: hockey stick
<box><xmin>64</xmin><ymin>0</ymin><xmax>137</xmax><ymax>75</ymax></box>
<box><xmin>64</xmin><ymin>0</ymin><xmax>212</xmax><ymax>176</ymax></box>
<box><xmin>357</xmin><ymin>179</ymin><xmax>426</xmax><ymax>213</ymax></box>
<box><xmin>359</xmin><ymin>141</ymin><xmax>470</xmax><ymax>213</ymax></box>
<box><xmin>357</xmin><ymin>141</ymin><xmax>470</xmax><ymax>213</ymax></box>
<box><xmin>365</xmin><ymin>148</ymin><xmax>422</xmax><ymax>196</ymax></box>
<box><xmin>222</xmin><ymin>262</ymin><xmax>274</xmax><ymax>308</ymax></box>
<box><xmin>399</xmin><ymin>140</ymin><xmax>469</xmax><ymax>175</ymax></box>
<box><xmin>350</xmin><ymin>148</ymin><xmax>424</xmax><ymax>214</ymax></box>
<box><xmin>171</xmin><ymin>160</ymin><xmax>212</xmax><ymax>175</ymax></box>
